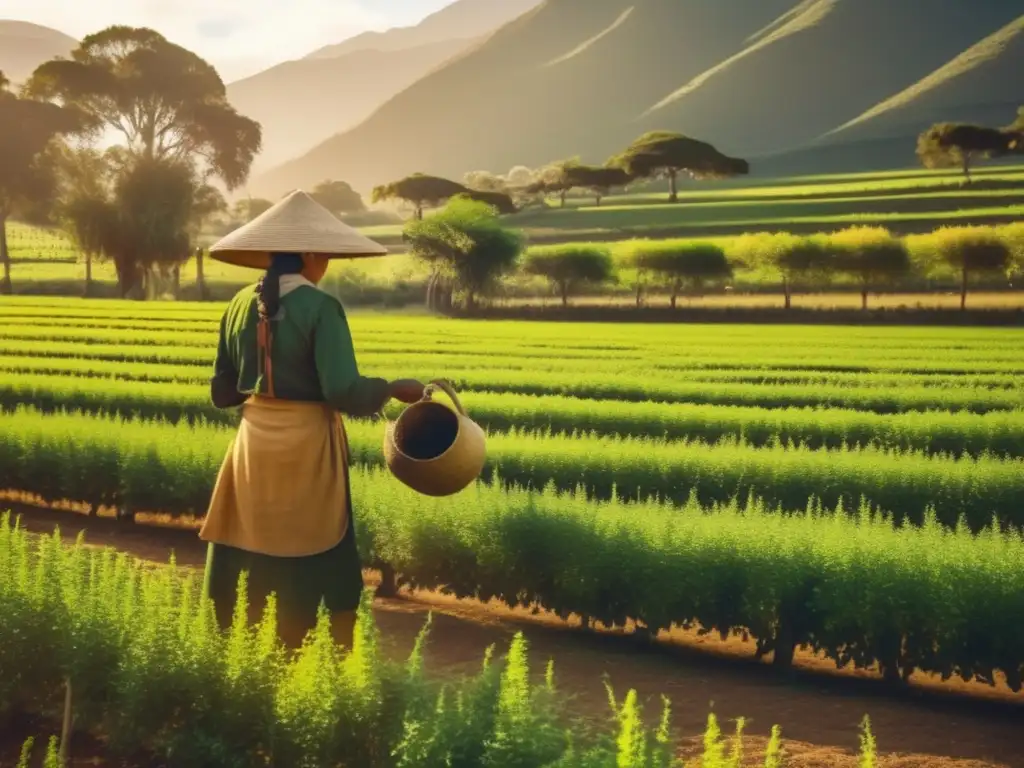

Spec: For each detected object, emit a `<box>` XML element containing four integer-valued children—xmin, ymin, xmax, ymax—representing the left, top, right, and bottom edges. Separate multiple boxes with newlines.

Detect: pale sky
<box><xmin>0</xmin><ymin>0</ymin><xmax>456</xmax><ymax>81</ymax></box>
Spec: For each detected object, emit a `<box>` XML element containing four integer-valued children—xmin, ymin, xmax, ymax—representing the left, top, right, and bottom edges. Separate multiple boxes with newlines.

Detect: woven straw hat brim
<box><xmin>209</xmin><ymin>189</ymin><xmax>389</xmax><ymax>269</ymax></box>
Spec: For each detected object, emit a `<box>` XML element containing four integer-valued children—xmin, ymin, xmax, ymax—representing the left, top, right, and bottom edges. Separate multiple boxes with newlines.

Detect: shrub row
<box><xmin>3</xmin><ymin>433</ymin><xmax>1024</xmax><ymax>697</ymax></box>
<box><xmin>3</xmin><ymin>516</ymin><xmax>761</xmax><ymax>768</ymax></box>
<box><xmin>3</xmin><ymin>363</ymin><xmax>1024</xmax><ymax>459</ymax></box>
<box><xmin>2</xmin><ymin>407</ymin><xmax>1022</xmax><ymax>532</ymax></box>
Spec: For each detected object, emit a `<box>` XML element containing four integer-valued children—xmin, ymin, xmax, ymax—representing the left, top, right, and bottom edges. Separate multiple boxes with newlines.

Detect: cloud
<box><xmin>0</xmin><ymin>0</ymin><xmax>404</xmax><ymax>80</ymax></box>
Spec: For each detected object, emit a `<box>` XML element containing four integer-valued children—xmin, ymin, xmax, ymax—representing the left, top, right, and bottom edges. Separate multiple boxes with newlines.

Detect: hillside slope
<box><xmin>0</xmin><ymin>20</ymin><xmax>75</xmax><ymax>84</ymax></box>
<box><xmin>228</xmin><ymin>38</ymin><xmax>478</xmax><ymax>172</ymax></box>
<box><xmin>821</xmin><ymin>14</ymin><xmax>1024</xmax><ymax>147</ymax></box>
<box><xmin>307</xmin><ymin>0</ymin><xmax>542</xmax><ymax>58</ymax></box>
<box><xmin>635</xmin><ymin>0</ymin><xmax>1024</xmax><ymax>158</ymax></box>
<box><xmin>250</xmin><ymin>0</ymin><xmax>801</xmax><ymax>197</ymax></box>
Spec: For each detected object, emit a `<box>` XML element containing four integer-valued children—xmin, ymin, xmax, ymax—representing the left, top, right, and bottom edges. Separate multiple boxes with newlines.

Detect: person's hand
<box><xmin>389</xmin><ymin>379</ymin><xmax>426</xmax><ymax>404</ymax></box>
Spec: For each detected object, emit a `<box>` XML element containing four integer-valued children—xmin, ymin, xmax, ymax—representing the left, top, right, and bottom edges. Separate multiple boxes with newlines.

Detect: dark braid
<box><xmin>257</xmin><ymin>252</ymin><xmax>305</xmax><ymax>320</ymax></box>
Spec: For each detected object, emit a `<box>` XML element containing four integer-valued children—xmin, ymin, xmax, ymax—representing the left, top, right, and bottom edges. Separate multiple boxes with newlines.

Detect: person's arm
<box><xmin>313</xmin><ymin>298</ymin><xmax>391</xmax><ymax>417</ymax></box>
<box><xmin>210</xmin><ymin>309</ymin><xmax>247</xmax><ymax>409</ymax></box>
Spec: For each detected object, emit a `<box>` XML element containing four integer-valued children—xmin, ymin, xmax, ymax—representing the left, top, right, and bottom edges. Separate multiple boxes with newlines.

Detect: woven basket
<box><xmin>383</xmin><ymin>379</ymin><xmax>486</xmax><ymax>497</ymax></box>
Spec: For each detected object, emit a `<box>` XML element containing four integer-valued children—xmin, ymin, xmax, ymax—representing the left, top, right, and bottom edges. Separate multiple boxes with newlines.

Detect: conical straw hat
<box><xmin>209</xmin><ymin>189</ymin><xmax>389</xmax><ymax>269</ymax></box>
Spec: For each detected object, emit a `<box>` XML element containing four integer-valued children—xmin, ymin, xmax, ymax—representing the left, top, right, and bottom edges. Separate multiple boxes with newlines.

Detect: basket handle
<box><xmin>423</xmin><ymin>378</ymin><xmax>468</xmax><ymax>416</ymax></box>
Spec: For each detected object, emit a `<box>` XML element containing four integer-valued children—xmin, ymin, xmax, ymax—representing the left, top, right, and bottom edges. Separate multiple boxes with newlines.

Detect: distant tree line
<box><xmin>402</xmin><ymin>196</ymin><xmax>1021</xmax><ymax>313</ymax></box>
<box><xmin>368</xmin><ymin>131</ymin><xmax>750</xmax><ymax>220</ymax></box>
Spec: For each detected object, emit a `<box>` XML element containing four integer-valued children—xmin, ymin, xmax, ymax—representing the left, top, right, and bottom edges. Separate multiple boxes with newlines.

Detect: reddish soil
<box><xmin>2</xmin><ymin>501</ymin><xmax>1022</xmax><ymax>768</ymax></box>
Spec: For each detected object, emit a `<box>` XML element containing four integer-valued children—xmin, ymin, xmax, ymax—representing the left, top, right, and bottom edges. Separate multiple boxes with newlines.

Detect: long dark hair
<box><xmin>256</xmin><ymin>252</ymin><xmax>305</xmax><ymax>320</ymax></box>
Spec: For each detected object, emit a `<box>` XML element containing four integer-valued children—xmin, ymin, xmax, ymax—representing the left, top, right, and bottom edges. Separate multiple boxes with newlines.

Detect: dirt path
<box><xmin>4</xmin><ymin>503</ymin><xmax>1023</xmax><ymax>768</ymax></box>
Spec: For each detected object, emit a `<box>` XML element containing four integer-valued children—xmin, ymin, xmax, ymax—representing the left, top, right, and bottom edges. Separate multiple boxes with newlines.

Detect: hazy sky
<box><xmin>0</xmin><ymin>0</ymin><xmax>456</xmax><ymax>81</ymax></box>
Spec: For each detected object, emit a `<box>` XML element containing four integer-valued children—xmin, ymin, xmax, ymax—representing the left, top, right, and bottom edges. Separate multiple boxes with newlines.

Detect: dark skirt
<box><xmin>202</xmin><ymin>511</ymin><xmax>365</xmax><ymax>640</ymax></box>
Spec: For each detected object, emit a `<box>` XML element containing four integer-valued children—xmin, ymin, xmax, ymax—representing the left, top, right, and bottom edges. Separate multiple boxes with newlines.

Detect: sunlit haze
<box><xmin>0</xmin><ymin>0</ymin><xmax>456</xmax><ymax>80</ymax></box>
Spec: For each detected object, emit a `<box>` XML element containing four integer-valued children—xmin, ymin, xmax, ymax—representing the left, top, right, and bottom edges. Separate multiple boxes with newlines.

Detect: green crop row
<box><xmin>5</xmin><ymin>339</ymin><xmax>1024</xmax><ymax>391</ymax></box>
<box><xmin>2</xmin><ymin>517</ymin><xmax>742</xmax><ymax>768</ymax></box>
<box><xmin>3</xmin><ymin>359</ymin><xmax>1021</xmax><ymax>418</ymax></box>
<box><xmin>2</xmin><ymin>363</ymin><xmax>1024</xmax><ymax>459</ymax></box>
<box><xmin>3</xmin><ymin>407</ymin><xmax>1022</xmax><ymax>533</ymax></box>
<box><xmin>3</xmin><ymin>441</ymin><xmax>1023</xmax><ymax>695</ymax></box>
<box><xmin>6</xmin><ymin>337</ymin><xmax>1024</xmax><ymax>383</ymax></box>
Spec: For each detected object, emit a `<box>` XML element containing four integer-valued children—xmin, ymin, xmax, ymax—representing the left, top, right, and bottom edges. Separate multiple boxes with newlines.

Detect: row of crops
<box><xmin>4</xmin><ymin>515</ymin><xmax>894</xmax><ymax>767</ymax></box>
<box><xmin>1</xmin><ymin>296</ymin><xmax>1023</xmax><ymax>692</ymax></box>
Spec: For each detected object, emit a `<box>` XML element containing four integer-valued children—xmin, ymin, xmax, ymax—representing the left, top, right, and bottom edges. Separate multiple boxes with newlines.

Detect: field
<box><xmin>6</xmin><ymin>163</ymin><xmax>1024</xmax><ymax>307</ymax></box>
<box><xmin>1</xmin><ymin>295</ymin><xmax>1023</xmax><ymax>765</ymax></box>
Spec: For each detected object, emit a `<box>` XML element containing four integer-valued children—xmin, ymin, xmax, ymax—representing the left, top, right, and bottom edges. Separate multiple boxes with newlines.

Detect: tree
<box><xmin>611</xmin><ymin>132</ymin><xmax>748</xmax><ymax>202</ymax></box>
<box><xmin>25</xmin><ymin>26</ymin><xmax>262</xmax><ymax>296</ymax></box>
<box><xmin>523</xmin><ymin>245</ymin><xmax>615</xmax><ymax>307</ymax></box>
<box><xmin>55</xmin><ymin>146</ymin><xmax>116</xmax><ymax>296</ymax></box>
<box><xmin>189</xmin><ymin>183</ymin><xmax>227</xmax><ymax>298</ymax></box>
<box><xmin>916</xmin><ymin>123</ymin><xmax>1017</xmax><ymax>184</ymax></box>
<box><xmin>458</xmin><ymin>189</ymin><xmax>518</xmax><ymax>215</ymax></box>
<box><xmin>564</xmin><ymin>165</ymin><xmax>631</xmax><ymax>206</ymax></box>
<box><xmin>926</xmin><ymin>226</ymin><xmax>1012</xmax><ymax>310</ymax></box>
<box><xmin>371</xmin><ymin>173</ymin><xmax>467</xmax><ymax>220</ymax></box>
<box><xmin>463</xmin><ymin>171</ymin><xmax>509</xmax><ymax>193</ymax></box>
<box><xmin>525</xmin><ymin>158</ymin><xmax>581</xmax><ymax>208</ymax></box>
<box><xmin>310</xmin><ymin>180</ymin><xmax>365</xmax><ymax>216</ymax></box>
<box><xmin>733</xmin><ymin>232</ymin><xmax>833</xmax><ymax>309</ymax></box>
<box><xmin>0</xmin><ymin>70</ymin><xmax>82</xmax><ymax>293</ymax></box>
<box><xmin>631</xmin><ymin>241</ymin><xmax>732</xmax><ymax>308</ymax></box>
<box><xmin>233</xmin><ymin>198</ymin><xmax>274</xmax><ymax>223</ymax></box>
<box><xmin>829</xmin><ymin>226</ymin><xmax>912</xmax><ymax>310</ymax></box>
<box><xmin>403</xmin><ymin>197</ymin><xmax>524</xmax><ymax>310</ymax></box>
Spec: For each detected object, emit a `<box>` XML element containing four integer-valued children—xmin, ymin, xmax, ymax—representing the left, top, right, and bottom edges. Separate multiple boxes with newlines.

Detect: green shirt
<box><xmin>211</xmin><ymin>281</ymin><xmax>389</xmax><ymax>418</ymax></box>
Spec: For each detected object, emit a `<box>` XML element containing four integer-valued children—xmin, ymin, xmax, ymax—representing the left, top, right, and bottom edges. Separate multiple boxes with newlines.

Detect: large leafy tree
<box><xmin>310</xmin><ymin>179</ymin><xmax>365</xmax><ymax>216</ymax></box>
<box><xmin>0</xmin><ymin>70</ymin><xmax>83</xmax><ymax>293</ymax></box>
<box><xmin>24</xmin><ymin>26</ymin><xmax>262</xmax><ymax>296</ymax></box>
<box><xmin>612</xmin><ymin>132</ymin><xmax>749</xmax><ymax>202</ymax></box>
<box><xmin>916</xmin><ymin>123</ymin><xmax>1018</xmax><ymax>184</ymax></box>
<box><xmin>403</xmin><ymin>197</ymin><xmax>524</xmax><ymax>310</ymax></box>
<box><xmin>371</xmin><ymin>173</ymin><xmax>467</xmax><ymax>220</ymax></box>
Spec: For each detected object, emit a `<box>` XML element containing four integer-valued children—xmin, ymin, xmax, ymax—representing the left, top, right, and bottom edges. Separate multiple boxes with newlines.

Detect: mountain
<box><xmin>251</xmin><ymin>0</ymin><xmax>800</xmax><ymax>196</ymax></box>
<box><xmin>0</xmin><ymin>20</ymin><xmax>76</xmax><ymax>84</ymax></box>
<box><xmin>635</xmin><ymin>0</ymin><xmax>1024</xmax><ymax>158</ymax></box>
<box><xmin>819</xmin><ymin>14</ymin><xmax>1024</xmax><ymax>147</ymax></box>
<box><xmin>306</xmin><ymin>0</ymin><xmax>543</xmax><ymax>58</ymax></box>
<box><xmin>228</xmin><ymin>38</ymin><xmax>479</xmax><ymax>172</ymax></box>
<box><xmin>249</xmin><ymin>0</ymin><xmax>1024</xmax><ymax>197</ymax></box>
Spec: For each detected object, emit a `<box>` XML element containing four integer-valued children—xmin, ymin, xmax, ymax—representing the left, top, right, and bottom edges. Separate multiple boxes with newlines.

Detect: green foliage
<box><xmin>25</xmin><ymin>25</ymin><xmax>262</xmax><ymax>190</ymax></box>
<box><xmin>523</xmin><ymin>244</ymin><xmax>615</xmax><ymax>305</ymax></box>
<box><xmin>2</xmin><ymin>411</ymin><xmax>1024</xmax><ymax>693</ymax></box>
<box><xmin>310</xmin><ymin>179</ymin><xmax>365</xmax><ymax>215</ymax></box>
<box><xmin>372</xmin><ymin>173</ymin><xmax>468</xmax><ymax>219</ymax></box>
<box><xmin>828</xmin><ymin>226</ymin><xmax>912</xmax><ymax>308</ymax></box>
<box><xmin>403</xmin><ymin>196</ymin><xmax>524</xmax><ymax>306</ymax></box>
<box><xmin>0</xmin><ymin>513</ymin><xmax>780</xmax><ymax>766</ymax></box>
<box><xmin>630</xmin><ymin>240</ymin><xmax>731</xmax><ymax>306</ymax></box>
<box><xmin>612</xmin><ymin>132</ymin><xmax>749</xmax><ymax>201</ymax></box>
<box><xmin>916</xmin><ymin>122</ymin><xmax>1017</xmax><ymax>181</ymax></box>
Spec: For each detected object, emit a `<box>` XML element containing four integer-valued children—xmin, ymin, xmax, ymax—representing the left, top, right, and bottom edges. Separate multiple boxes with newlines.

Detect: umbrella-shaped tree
<box><xmin>631</xmin><ymin>241</ymin><xmax>732</xmax><ymax>308</ymax></box>
<box><xmin>612</xmin><ymin>132</ymin><xmax>748</xmax><ymax>202</ymax></box>
<box><xmin>372</xmin><ymin>173</ymin><xmax>468</xmax><ymax>220</ymax></box>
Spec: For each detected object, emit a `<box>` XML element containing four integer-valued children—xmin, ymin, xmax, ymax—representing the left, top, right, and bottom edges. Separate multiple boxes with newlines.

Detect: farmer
<box><xmin>199</xmin><ymin>190</ymin><xmax>424</xmax><ymax>650</ymax></box>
